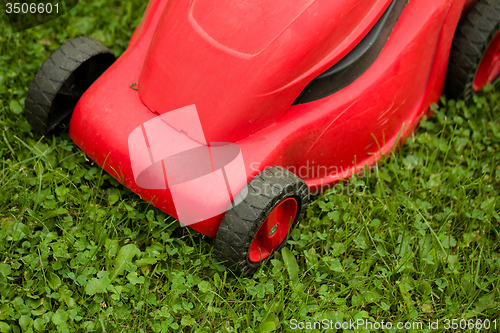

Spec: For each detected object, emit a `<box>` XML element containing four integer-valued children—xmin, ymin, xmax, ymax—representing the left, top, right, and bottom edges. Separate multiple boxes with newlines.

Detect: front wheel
<box><xmin>446</xmin><ymin>0</ymin><xmax>500</xmax><ymax>101</ymax></box>
<box><xmin>24</xmin><ymin>36</ymin><xmax>116</xmax><ymax>135</ymax></box>
<box><xmin>214</xmin><ymin>167</ymin><xmax>310</xmax><ymax>277</ymax></box>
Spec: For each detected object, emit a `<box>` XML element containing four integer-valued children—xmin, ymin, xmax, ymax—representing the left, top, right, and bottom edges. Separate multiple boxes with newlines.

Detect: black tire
<box><xmin>214</xmin><ymin>167</ymin><xmax>310</xmax><ymax>277</ymax></box>
<box><xmin>445</xmin><ymin>0</ymin><xmax>500</xmax><ymax>102</ymax></box>
<box><xmin>24</xmin><ymin>36</ymin><xmax>116</xmax><ymax>135</ymax></box>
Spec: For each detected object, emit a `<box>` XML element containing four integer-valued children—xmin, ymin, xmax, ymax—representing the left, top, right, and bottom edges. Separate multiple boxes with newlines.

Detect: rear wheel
<box><xmin>214</xmin><ymin>167</ymin><xmax>310</xmax><ymax>277</ymax></box>
<box><xmin>446</xmin><ymin>0</ymin><xmax>500</xmax><ymax>102</ymax></box>
<box><xmin>24</xmin><ymin>36</ymin><xmax>116</xmax><ymax>135</ymax></box>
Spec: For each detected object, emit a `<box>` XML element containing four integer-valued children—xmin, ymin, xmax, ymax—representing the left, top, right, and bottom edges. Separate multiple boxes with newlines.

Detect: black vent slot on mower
<box><xmin>293</xmin><ymin>0</ymin><xmax>409</xmax><ymax>105</ymax></box>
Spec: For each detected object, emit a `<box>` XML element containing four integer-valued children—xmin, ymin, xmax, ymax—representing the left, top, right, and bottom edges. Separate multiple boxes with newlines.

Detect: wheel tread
<box><xmin>24</xmin><ymin>36</ymin><xmax>115</xmax><ymax>135</ymax></box>
<box><xmin>445</xmin><ymin>0</ymin><xmax>500</xmax><ymax>101</ymax></box>
<box><xmin>214</xmin><ymin>167</ymin><xmax>310</xmax><ymax>277</ymax></box>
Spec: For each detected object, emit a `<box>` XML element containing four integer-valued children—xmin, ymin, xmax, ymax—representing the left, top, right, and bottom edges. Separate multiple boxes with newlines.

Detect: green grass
<box><xmin>1</xmin><ymin>1</ymin><xmax>500</xmax><ymax>332</ymax></box>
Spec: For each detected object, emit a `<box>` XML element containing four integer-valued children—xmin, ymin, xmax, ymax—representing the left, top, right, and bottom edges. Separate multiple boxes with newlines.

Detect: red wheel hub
<box><xmin>474</xmin><ymin>30</ymin><xmax>500</xmax><ymax>91</ymax></box>
<box><xmin>248</xmin><ymin>197</ymin><xmax>298</xmax><ymax>263</ymax></box>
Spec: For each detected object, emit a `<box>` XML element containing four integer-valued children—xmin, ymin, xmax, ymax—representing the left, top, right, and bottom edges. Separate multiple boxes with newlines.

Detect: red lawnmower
<box><xmin>24</xmin><ymin>0</ymin><xmax>500</xmax><ymax>276</ymax></box>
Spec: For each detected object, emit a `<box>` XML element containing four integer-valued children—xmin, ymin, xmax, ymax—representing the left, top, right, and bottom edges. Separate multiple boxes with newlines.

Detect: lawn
<box><xmin>1</xmin><ymin>1</ymin><xmax>499</xmax><ymax>332</ymax></box>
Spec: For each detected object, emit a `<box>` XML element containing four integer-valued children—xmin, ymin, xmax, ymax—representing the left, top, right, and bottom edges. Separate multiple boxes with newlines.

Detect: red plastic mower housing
<box><xmin>69</xmin><ymin>0</ymin><xmax>480</xmax><ymax>237</ymax></box>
